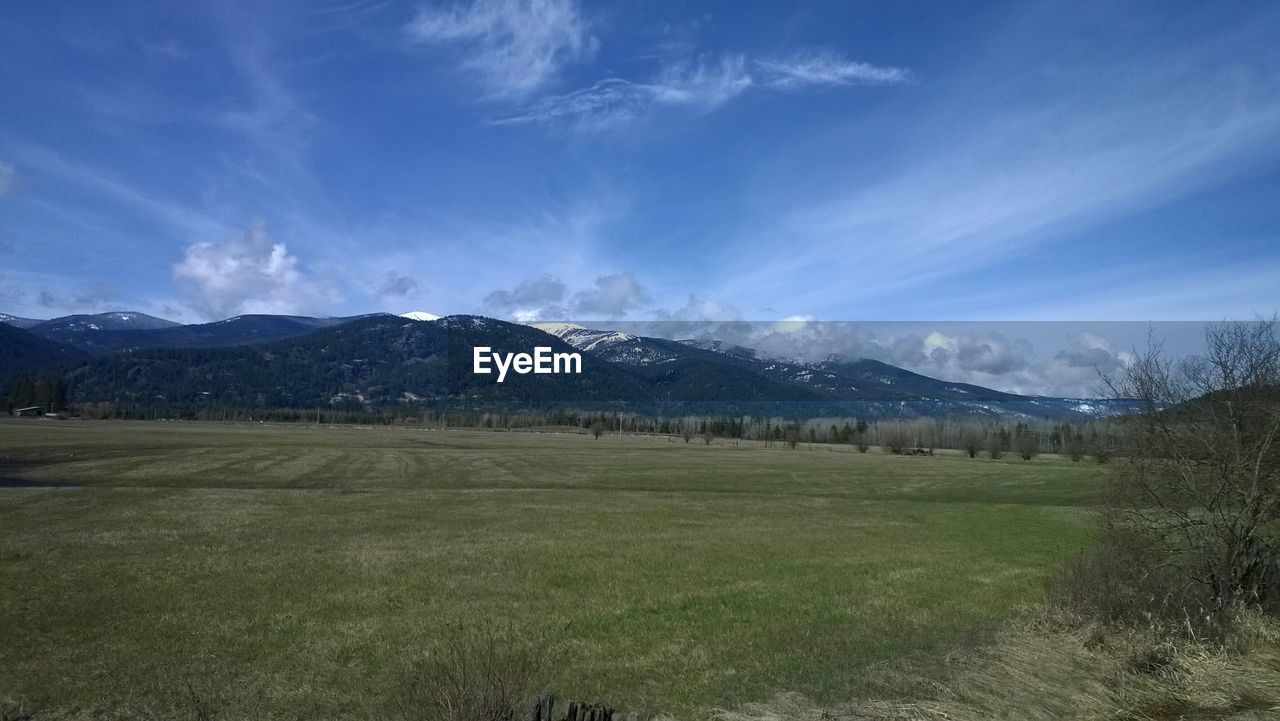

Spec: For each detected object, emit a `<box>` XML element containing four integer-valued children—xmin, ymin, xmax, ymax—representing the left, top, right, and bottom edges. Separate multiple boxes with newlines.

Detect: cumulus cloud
<box><xmin>855</xmin><ymin>330</ymin><xmax>1136</xmax><ymax>396</ymax></box>
<box><xmin>655</xmin><ymin>294</ymin><xmax>741</xmax><ymax>322</ymax></box>
<box><xmin>571</xmin><ymin>272</ymin><xmax>652</xmax><ymax>317</ymax></box>
<box><xmin>482</xmin><ymin>273</ymin><xmax>567</xmax><ymax>319</ymax></box>
<box><xmin>1038</xmin><ymin>332</ymin><xmax>1135</xmax><ymax>395</ymax></box>
<box><xmin>481</xmin><ymin>272</ymin><xmax>654</xmax><ymax>320</ymax></box>
<box><xmin>953</xmin><ymin>334</ymin><xmax>1033</xmax><ymax>375</ymax></box>
<box><xmin>1054</xmin><ymin>332</ymin><xmax>1132</xmax><ymax>371</ymax></box>
<box><xmin>406</xmin><ymin>0</ymin><xmax>597</xmax><ymax>98</ymax></box>
<box><xmin>172</xmin><ymin>221</ymin><xmax>337</xmax><ymax>320</ymax></box>
<box><xmin>756</xmin><ymin>49</ymin><xmax>910</xmax><ymax>88</ymax></box>
<box><xmin>494</xmin><ymin>54</ymin><xmax>751</xmax><ymax>129</ymax></box>
<box><xmin>377</xmin><ymin>274</ymin><xmax>421</xmax><ymax>298</ymax></box>
<box><xmin>0</xmin><ymin>161</ymin><xmax>16</xmax><ymax>195</ymax></box>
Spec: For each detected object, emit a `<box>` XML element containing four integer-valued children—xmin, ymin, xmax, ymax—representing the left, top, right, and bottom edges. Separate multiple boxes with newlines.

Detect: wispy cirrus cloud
<box><xmin>720</xmin><ymin>17</ymin><xmax>1280</xmax><ymax>316</ymax></box>
<box><xmin>755</xmin><ymin>49</ymin><xmax>910</xmax><ymax>88</ymax></box>
<box><xmin>0</xmin><ymin>160</ymin><xmax>15</xmax><ymax>195</ymax></box>
<box><xmin>493</xmin><ymin>53</ymin><xmax>751</xmax><ymax>129</ymax></box>
<box><xmin>406</xmin><ymin>0</ymin><xmax>597</xmax><ymax>98</ymax></box>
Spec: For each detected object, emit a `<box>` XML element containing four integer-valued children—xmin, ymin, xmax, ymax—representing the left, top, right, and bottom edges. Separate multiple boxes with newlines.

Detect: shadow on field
<box><xmin>0</xmin><ymin>459</ymin><xmax>79</xmax><ymax>488</ymax></box>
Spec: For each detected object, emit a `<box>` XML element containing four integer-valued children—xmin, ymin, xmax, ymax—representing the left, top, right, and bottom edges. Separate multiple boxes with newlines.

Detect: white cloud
<box><xmin>651</xmin><ymin>54</ymin><xmax>753</xmax><ymax>107</ymax></box>
<box><xmin>655</xmin><ymin>294</ymin><xmax>742</xmax><ymax>322</ymax></box>
<box><xmin>494</xmin><ymin>53</ymin><xmax>751</xmax><ymax>129</ymax></box>
<box><xmin>377</xmin><ymin>274</ymin><xmax>422</xmax><ymax>298</ymax></box>
<box><xmin>0</xmin><ymin>161</ymin><xmax>17</xmax><ymax>195</ymax></box>
<box><xmin>493</xmin><ymin>79</ymin><xmax>657</xmax><ymax>129</ymax></box>
<box><xmin>406</xmin><ymin>0</ymin><xmax>596</xmax><ymax>98</ymax></box>
<box><xmin>483</xmin><ymin>273</ymin><xmax>567</xmax><ymax>319</ymax></box>
<box><xmin>172</xmin><ymin>221</ymin><xmax>338</xmax><ymax>320</ymax></box>
<box><xmin>481</xmin><ymin>272</ymin><xmax>654</xmax><ymax>320</ymax></box>
<box><xmin>861</xmin><ymin>329</ymin><xmax>1136</xmax><ymax>396</ymax></box>
<box><xmin>571</xmin><ymin>272</ymin><xmax>652</xmax><ymax>317</ymax></box>
<box><xmin>756</xmin><ymin>49</ymin><xmax>910</xmax><ymax>88</ymax></box>
<box><xmin>495</xmin><ymin>50</ymin><xmax>907</xmax><ymax>130</ymax></box>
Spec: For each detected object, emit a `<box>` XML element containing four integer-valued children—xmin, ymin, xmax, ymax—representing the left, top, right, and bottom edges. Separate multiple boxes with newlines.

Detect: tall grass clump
<box><xmin>400</xmin><ymin>623</ymin><xmax>553</xmax><ymax>721</ymax></box>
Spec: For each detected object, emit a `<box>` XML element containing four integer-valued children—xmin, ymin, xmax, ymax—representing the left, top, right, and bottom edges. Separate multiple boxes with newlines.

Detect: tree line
<box><xmin>11</xmin><ymin>388</ymin><xmax>1121</xmax><ymax>461</ymax></box>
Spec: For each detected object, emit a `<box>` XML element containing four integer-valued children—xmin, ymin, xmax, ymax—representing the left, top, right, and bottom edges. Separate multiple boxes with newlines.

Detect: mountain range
<box><xmin>0</xmin><ymin>311</ymin><xmax>1130</xmax><ymax>419</ymax></box>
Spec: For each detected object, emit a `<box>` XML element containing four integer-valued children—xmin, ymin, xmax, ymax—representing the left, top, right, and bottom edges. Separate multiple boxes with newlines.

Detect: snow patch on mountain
<box><xmin>32</xmin><ymin>312</ymin><xmax>179</xmax><ymax>333</ymax></box>
<box><xmin>399</xmin><ymin>311</ymin><xmax>440</xmax><ymax>322</ymax></box>
<box><xmin>0</xmin><ymin>313</ymin><xmax>43</xmax><ymax>328</ymax></box>
<box><xmin>531</xmin><ymin>322</ymin><xmax>586</xmax><ymax>336</ymax></box>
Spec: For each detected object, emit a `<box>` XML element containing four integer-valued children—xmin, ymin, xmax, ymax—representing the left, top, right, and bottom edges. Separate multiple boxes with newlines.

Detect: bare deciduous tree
<box><xmin>784</xmin><ymin>426</ymin><xmax>800</xmax><ymax>449</ymax></box>
<box><xmin>1097</xmin><ymin>319</ymin><xmax>1280</xmax><ymax>620</ymax></box>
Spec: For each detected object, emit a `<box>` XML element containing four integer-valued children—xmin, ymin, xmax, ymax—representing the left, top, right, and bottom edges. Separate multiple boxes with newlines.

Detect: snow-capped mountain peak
<box><xmin>399</xmin><ymin>311</ymin><xmax>440</xmax><ymax>322</ymax></box>
<box><xmin>532</xmin><ymin>323</ymin><xmax>636</xmax><ymax>353</ymax></box>
<box><xmin>530</xmin><ymin>322</ymin><xmax>586</xmax><ymax>336</ymax></box>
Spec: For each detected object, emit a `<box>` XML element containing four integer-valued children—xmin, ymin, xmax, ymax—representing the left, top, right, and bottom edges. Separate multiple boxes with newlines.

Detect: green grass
<box><xmin>0</xmin><ymin>419</ymin><xmax>1103</xmax><ymax>719</ymax></box>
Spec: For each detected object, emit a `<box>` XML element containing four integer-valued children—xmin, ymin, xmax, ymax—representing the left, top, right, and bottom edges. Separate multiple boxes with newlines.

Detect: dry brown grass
<box><xmin>714</xmin><ymin>610</ymin><xmax>1280</xmax><ymax>721</ymax></box>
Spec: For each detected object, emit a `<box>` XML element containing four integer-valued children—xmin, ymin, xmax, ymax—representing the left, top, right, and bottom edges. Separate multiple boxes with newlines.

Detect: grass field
<box><xmin>0</xmin><ymin>419</ymin><xmax>1104</xmax><ymax>719</ymax></box>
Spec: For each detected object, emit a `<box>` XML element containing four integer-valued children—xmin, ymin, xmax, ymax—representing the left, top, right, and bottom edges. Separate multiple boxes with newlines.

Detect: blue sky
<box><xmin>1</xmin><ymin>0</ymin><xmax>1278</xmax><ymax>328</ymax></box>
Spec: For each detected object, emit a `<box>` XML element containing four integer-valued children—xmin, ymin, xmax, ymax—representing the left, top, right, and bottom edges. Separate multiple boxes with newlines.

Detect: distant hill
<box><xmin>0</xmin><ymin>311</ymin><xmax>1133</xmax><ymax>419</ymax></box>
<box><xmin>29</xmin><ymin>311</ymin><xmax>180</xmax><ymax>336</ymax></box>
<box><xmin>536</xmin><ymin>321</ymin><xmax>1126</xmax><ymax>419</ymax></box>
<box><xmin>0</xmin><ymin>313</ymin><xmax>42</xmax><ymax>329</ymax></box>
<box><xmin>0</xmin><ymin>324</ymin><xmax>87</xmax><ymax>387</ymax></box>
<box><xmin>59</xmin><ymin>315</ymin><xmax>650</xmax><ymax>412</ymax></box>
<box><xmin>20</xmin><ymin>313</ymin><xmax>380</xmax><ymax>355</ymax></box>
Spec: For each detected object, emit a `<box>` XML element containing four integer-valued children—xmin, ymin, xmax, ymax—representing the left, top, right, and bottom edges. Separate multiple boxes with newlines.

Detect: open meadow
<box><xmin>0</xmin><ymin>419</ymin><xmax>1104</xmax><ymax>719</ymax></box>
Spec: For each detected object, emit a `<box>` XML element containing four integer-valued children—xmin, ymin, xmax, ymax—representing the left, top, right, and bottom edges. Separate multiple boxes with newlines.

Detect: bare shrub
<box><xmin>986</xmin><ymin>437</ymin><xmax>1003</xmax><ymax>460</ymax></box>
<box><xmin>1014</xmin><ymin>432</ymin><xmax>1039</xmax><ymax>461</ymax></box>
<box><xmin>1064</xmin><ymin>320</ymin><xmax>1280</xmax><ymax>629</ymax></box>
<box><xmin>400</xmin><ymin>623</ymin><xmax>552</xmax><ymax>721</ymax></box>
<box><xmin>1065</xmin><ymin>434</ymin><xmax>1087</xmax><ymax>462</ymax></box>
<box><xmin>1053</xmin><ymin>530</ymin><xmax>1217</xmax><ymax>629</ymax></box>
<box><xmin>589</xmin><ymin>420</ymin><xmax>605</xmax><ymax>439</ymax></box>
<box><xmin>882</xmin><ymin>425</ymin><xmax>910</xmax><ymax>455</ymax></box>
<box><xmin>1089</xmin><ymin>433</ymin><xmax>1112</xmax><ymax>464</ymax></box>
